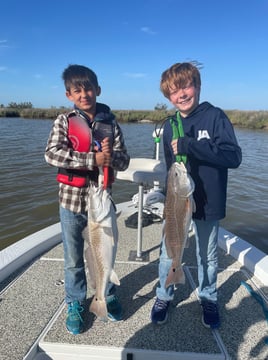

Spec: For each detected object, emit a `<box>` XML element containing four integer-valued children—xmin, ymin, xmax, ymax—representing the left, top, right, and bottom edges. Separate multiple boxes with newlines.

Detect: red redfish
<box><xmin>164</xmin><ymin>162</ymin><xmax>195</xmax><ymax>288</ymax></box>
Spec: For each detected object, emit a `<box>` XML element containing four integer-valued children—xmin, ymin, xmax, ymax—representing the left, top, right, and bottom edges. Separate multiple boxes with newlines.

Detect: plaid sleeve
<box><xmin>44</xmin><ymin>114</ymin><xmax>95</xmax><ymax>170</ymax></box>
<box><xmin>111</xmin><ymin>121</ymin><xmax>130</xmax><ymax>171</ymax></box>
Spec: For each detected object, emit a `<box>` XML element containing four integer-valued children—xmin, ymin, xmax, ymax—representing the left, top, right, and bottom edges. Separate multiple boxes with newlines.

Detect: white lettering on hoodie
<box><xmin>197</xmin><ymin>130</ymin><xmax>210</xmax><ymax>141</ymax></box>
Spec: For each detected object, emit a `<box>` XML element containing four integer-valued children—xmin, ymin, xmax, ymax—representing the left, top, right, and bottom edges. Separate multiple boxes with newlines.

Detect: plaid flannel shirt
<box><xmin>45</xmin><ymin>107</ymin><xmax>130</xmax><ymax>213</ymax></box>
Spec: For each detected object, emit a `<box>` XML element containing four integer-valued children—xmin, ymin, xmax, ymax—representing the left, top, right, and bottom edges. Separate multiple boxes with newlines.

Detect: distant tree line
<box><xmin>0</xmin><ymin>102</ymin><xmax>33</xmax><ymax>109</ymax></box>
<box><xmin>0</xmin><ymin>102</ymin><xmax>69</xmax><ymax>119</ymax></box>
<box><xmin>0</xmin><ymin>102</ymin><xmax>168</xmax><ymax>111</ymax></box>
<box><xmin>154</xmin><ymin>103</ymin><xmax>168</xmax><ymax>111</ymax></box>
<box><xmin>0</xmin><ymin>102</ymin><xmax>268</xmax><ymax>129</ymax></box>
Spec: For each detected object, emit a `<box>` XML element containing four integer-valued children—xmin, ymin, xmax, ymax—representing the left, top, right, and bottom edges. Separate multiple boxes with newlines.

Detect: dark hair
<box><xmin>62</xmin><ymin>64</ymin><xmax>99</xmax><ymax>91</ymax></box>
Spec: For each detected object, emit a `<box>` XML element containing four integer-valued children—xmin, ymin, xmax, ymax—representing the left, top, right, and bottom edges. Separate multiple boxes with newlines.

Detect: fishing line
<box><xmin>153</xmin><ymin>113</ymin><xmax>187</xmax><ymax>164</ymax></box>
<box><xmin>153</xmin><ymin>116</ymin><xmax>169</xmax><ymax>159</ymax></box>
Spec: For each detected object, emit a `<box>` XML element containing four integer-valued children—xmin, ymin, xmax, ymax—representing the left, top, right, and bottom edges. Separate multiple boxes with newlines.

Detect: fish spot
<box><xmin>172</xmin><ymin>268</ymin><xmax>176</xmax><ymax>272</ymax></box>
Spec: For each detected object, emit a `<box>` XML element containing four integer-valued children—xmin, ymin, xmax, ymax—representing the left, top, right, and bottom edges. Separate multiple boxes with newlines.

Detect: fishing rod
<box><xmin>153</xmin><ymin>116</ymin><xmax>169</xmax><ymax>160</ymax></box>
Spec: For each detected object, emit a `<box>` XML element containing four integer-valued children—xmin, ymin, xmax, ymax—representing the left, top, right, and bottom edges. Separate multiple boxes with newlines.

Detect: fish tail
<box><xmin>90</xmin><ymin>296</ymin><xmax>108</xmax><ymax>322</ymax></box>
<box><xmin>110</xmin><ymin>269</ymin><xmax>120</xmax><ymax>286</ymax></box>
<box><xmin>165</xmin><ymin>266</ymin><xmax>185</xmax><ymax>288</ymax></box>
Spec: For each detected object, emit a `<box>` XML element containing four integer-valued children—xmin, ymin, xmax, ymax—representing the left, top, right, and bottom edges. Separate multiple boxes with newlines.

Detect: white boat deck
<box><xmin>1</xmin><ymin>202</ymin><xmax>268</xmax><ymax>360</ymax></box>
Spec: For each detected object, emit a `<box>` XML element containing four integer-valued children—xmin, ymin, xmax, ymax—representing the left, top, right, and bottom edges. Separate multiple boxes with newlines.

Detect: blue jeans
<box><xmin>60</xmin><ymin>206</ymin><xmax>88</xmax><ymax>304</ymax></box>
<box><xmin>156</xmin><ymin>219</ymin><xmax>219</xmax><ymax>303</ymax></box>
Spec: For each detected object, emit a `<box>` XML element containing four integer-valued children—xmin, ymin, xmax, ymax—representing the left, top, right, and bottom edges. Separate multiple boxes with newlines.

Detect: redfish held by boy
<box><xmin>164</xmin><ymin>162</ymin><xmax>195</xmax><ymax>288</ymax></box>
<box><xmin>84</xmin><ymin>184</ymin><xmax>120</xmax><ymax>321</ymax></box>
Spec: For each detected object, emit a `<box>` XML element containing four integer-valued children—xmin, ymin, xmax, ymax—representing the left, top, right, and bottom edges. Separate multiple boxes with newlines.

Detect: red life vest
<box><xmin>67</xmin><ymin>114</ymin><xmax>93</xmax><ymax>152</ymax></box>
<box><xmin>56</xmin><ymin>114</ymin><xmax>103</xmax><ymax>187</ymax></box>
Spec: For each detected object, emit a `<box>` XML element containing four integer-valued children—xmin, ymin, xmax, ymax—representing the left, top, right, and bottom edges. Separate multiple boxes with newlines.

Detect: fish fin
<box><xmin>110</xmin><ymin>269</ymin><xmax>120</xmax><ymax>286</ymax></box>
<box><xmin>185</xmin><ymin>236</ymin><xmax>190</xmax><ymax>248</ymax></box>
<box><xmin>163</xmin><ymin>206</ymin><xmax>166</xmax><ymax>219</ymax></box>
<box><xmin>116</xmin><ymin>210</ymin><xmax>122</xmax><ymax>218</ymax></box>
<box><xmin>162</xmin><ymin>221</ymin><xmax>166</xmax><ymax>236</ymax></box>
<box><xmin>165</xmin><ymin>266</ymin><xmax>185</xmax><ymax>288</ymax></box>
<box><xmin>90</xmin><ymin>296</ymin><xmax>108</xmax><ymax>322</ymax></box>
<box><xmin>192</xmin><ymin>198</ymin><xmax>196</xmax><ymax>213</ymax></box>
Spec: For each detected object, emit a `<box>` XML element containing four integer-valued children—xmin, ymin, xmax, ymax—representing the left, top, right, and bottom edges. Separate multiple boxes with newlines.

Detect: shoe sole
<box><xmin>201</xmin><ymin>315</ymin><xmax>220</xmax><ymax>329</ymax></box>
<box><xmin>108</xmin><ymin>314</ymin><xmax>123</xmax><ymax>322</ymax></box>
<box><xmin>151</xmin><ymin>313</ymin><xmax>168</xmax><ymax>325</ymax></box>
<box><xmin>66</xmin><ymin>327</ymin><xmax>83</xmax><ymax>335</ymax></box>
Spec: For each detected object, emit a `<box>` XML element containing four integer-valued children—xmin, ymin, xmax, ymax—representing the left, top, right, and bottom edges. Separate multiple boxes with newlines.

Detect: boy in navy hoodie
<box><xmin>151</xmin><ymin>62</ymin><xmax>242</xmax><ymax>328</ymax></box>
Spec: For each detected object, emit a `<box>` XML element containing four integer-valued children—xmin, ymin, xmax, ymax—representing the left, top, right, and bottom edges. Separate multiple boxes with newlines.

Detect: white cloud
<box><xmin>0</xmin><ymin>40</ymin><xmax>9</xmax><ymax>48</ymax></box>
<box><xmin>141</xmin><ymin>26</ymin><xmax>157</xmax><ymax>35</ymax></box>
<box><xmin>0</xmin><ymin>66</ymin><xmax>7</xmax><ymax>71</ymax></box>
<box><xmin>123</xmin><ymin>72</ymin><xmax>147</xmax><ymax>78</ymax></box>
<box><xmin>34</xmin><ymin>74</ymin><xmax>43</xmax><ymax>79</ymax></box>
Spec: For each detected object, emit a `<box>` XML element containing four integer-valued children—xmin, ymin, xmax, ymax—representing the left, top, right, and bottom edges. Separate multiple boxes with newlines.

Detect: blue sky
<box><xmin>1</xmin><ymin>0</ymin><xmax>268</xmax><ymax>111</ymax></box>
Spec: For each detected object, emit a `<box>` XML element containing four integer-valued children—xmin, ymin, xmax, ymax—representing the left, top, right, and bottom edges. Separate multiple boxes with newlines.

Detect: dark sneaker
<box><xmin>66</xmin><ymin>300</ymin><xmax>84</xmax><ymax>335</ymax></box>
<box><xmin>201</xmin><ymin>300</ymin><xmax>220</xmax><ymax>329</ymax></box>
<box><xmin>106</xmin><ymin>294</ymin><xmax>123</xmax><ymax>321</ymax></box>
<box><xmin>151</xmin><ymin>297</ymin><xmax>170</xmax><ymax>324</ymax></box>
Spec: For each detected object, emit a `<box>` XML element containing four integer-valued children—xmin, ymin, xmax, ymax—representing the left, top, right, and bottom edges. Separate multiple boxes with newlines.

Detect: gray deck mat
<box><xmin>1</xmin><ymin>213</ymin><xmax>268</xmax><ymax>360</ymax></box>
<box><xmin>0</xmin><ymin>259</ymin><xmax>64</xmax><ymax>360</ymax></box>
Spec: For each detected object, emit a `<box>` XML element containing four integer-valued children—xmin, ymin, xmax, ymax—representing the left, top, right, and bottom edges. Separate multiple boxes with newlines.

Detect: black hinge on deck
<box><xmin>126</xmin><ymin>353</ymin><xmax>133</xmax><ymax>360</ymax></box>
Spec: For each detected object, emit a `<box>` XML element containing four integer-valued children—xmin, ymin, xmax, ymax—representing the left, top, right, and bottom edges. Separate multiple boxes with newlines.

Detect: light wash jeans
<box><xmin>156</xmin><ymin>219</ymin><xmax>219</xmax><ymax>303</ymax></box>
<box><xmin>60</xmin><ymin>205</ymin><xmax>118</xmax><ymax>305</ymax></box>
<box><xmin>60</xmin><ymin>206</ymin><xmax>88</xmax><ymax>304</ymax></box>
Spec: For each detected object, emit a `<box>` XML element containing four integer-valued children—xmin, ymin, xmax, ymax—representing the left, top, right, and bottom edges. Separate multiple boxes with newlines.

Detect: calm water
<box><xmin>0</xmin><ymin>118</ymin><xmax>267</xmax><ymax>253</ymax></box>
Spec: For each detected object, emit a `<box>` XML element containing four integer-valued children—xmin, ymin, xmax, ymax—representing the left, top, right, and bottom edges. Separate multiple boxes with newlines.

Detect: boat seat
<box><xmin>116</xmin><ymin>158</ymin><xmax>166</xmax><ymax>260</ymax></box>
<box><xmin>116</xmin><ymin>158</ymin><xmax>166</xmax><ymax>185</ymax></box>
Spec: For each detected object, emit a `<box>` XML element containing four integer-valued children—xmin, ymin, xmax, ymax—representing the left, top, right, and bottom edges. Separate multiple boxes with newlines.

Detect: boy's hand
<box><xmin>100</xmin><ymin>137</ymin><xmax>111</xmax><ymax>154</ymax></box>
<box><xmin>95</xmin><ymin>152</ymin><xmax>111</xmax><ymax>167</ymax></box>
<box><xmin>94</xmin><ymin>137</ymin><xmax>111</xmax><ymax>167</ymax></box>
<box><xmin>171</xmin><ymin>139</ymin><xmax>178</xmax><ymax>155</ymax></box>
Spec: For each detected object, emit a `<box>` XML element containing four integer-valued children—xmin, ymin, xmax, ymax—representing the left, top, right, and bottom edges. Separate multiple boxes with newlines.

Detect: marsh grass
<box><xmin>1</xmin><ymin>107</ymin><xmax>267</xmax><ymax>130</ymax></box>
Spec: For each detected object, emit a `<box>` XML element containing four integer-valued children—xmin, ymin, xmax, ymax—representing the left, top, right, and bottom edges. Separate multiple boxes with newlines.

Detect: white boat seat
<box><xmin>116</xmin><ymin>158</ymin><xmax>166</xmax><ymax>185</ymax></box>
<box><xmin>116</xmin><ymin>158</ymin><xmax>167</xmax><ymax>260</ymax></box>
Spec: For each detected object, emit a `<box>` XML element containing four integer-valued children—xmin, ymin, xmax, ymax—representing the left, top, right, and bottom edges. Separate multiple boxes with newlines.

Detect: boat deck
<box><xmin>1</xmin><ymin>204</ymin><xmax>268</xmax><ymax>360</ymax></box>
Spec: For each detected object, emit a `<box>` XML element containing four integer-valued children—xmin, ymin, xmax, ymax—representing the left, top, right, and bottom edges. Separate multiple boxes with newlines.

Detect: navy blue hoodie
<box><xmin>163</xmin><ymin>101</ymin><xmax>242</xmax><ymax>221</ymax></box>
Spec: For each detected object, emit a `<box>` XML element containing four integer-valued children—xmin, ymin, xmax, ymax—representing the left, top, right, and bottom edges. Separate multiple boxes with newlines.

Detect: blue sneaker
<box><xmin>151</xmin><ymin>298</ymin><xmax>170</xmax><ymax>324</ymax></box>
<box><xmin>66</xmin><ymin>301</ymin><xmax>84</xmax><ymax>334</ymax></box>
<box><xmin>201</xmin><ymin>300</ymin><xmax>220</xmax><ymax>329</ymax></box>
<box><xmin>106</xmin><ymin>294</ymin><xmax>123</xmax><ymax>321</ymax></box>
